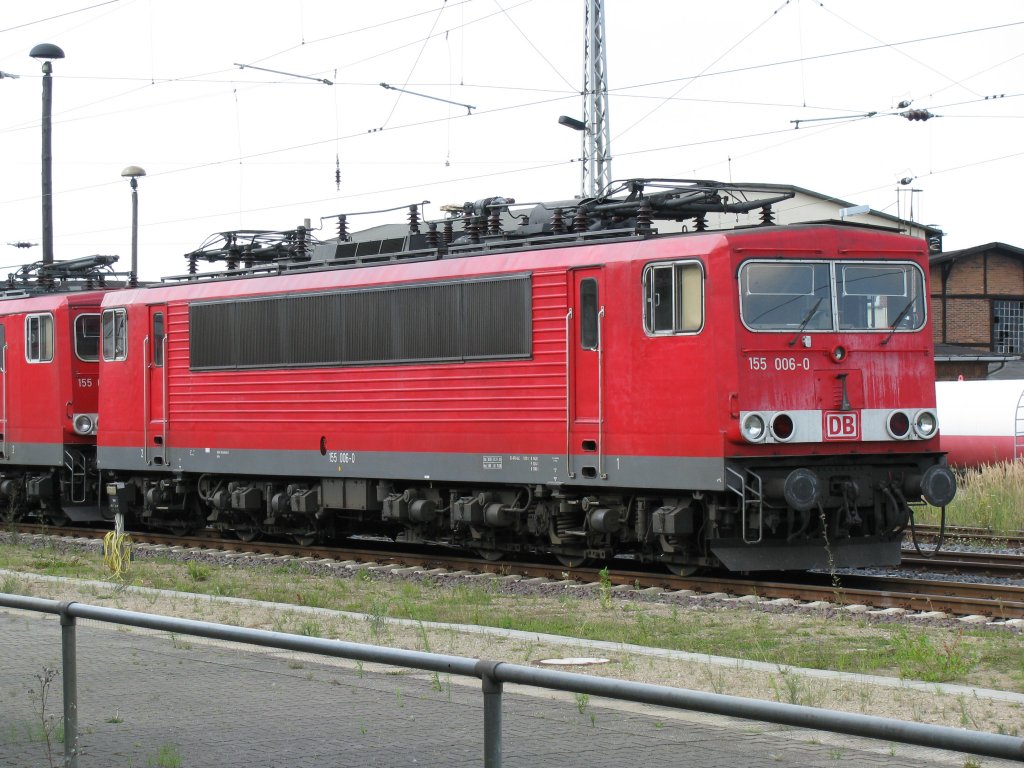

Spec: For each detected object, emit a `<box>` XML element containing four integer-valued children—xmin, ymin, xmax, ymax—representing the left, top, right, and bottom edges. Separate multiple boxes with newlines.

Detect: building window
<box><xmin>25</xmin><ymin>314</ymin><xmax>54</xmax><ymax>363</ymax></box>
<box><xmin>993</xmin><ymin>300</ymin><xmax>1024</xmax><ymax>354</ymax></box>
<box><xmin>75</xmin><ymin>314</ymin><xmax>101</xmax><ymax>361</ymax></box>
<box><xmin>102</xmin><ymin>308</ymin><xmax>128</xmax><ymax>361</ymax></box>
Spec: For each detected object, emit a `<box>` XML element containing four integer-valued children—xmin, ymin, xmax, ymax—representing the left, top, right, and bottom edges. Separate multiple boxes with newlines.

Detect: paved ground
<box><xmin>1</xmin><ymin>607</ymin><xmax>1016</xmax><ymax>768</ymax></box>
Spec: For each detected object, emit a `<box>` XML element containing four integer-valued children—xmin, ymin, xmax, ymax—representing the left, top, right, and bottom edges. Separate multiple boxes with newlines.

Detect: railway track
<box><xmin>5</xmin><ymin>524</ymin><xmax>1024</xmax><ymax>622</ymax></box>
<box><xmin>904</xmin><ymin>523</ymin><xmax>1024</xmax><ymax>549</ymax></box>
<box><xmin>899</xmin><ymin>547</ymin><xmax>1024</xmax><ymax>578</ymax></box>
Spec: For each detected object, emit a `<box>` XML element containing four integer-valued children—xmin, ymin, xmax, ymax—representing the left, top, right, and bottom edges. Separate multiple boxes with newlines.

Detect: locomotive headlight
<box><xmin>913</xmin><ymin>409</ymin><xmax>938</xmax><ymax>439</ymax></box>
<box><xmin>73</xmin><ymin>413</ymin><xmax>97</xmax><ymax>435</ymax></box>
<box><xmin>886</xmin><ymin>410</ymin><xmax>911</xmax><ymax>440</ymax></box>
<box><xmin>770</xmin><ymin>413</ymin><xmax>795</xmax><ymax>442</ymax></box>
<box><xmin>741</xmin><ymin>413</ymin><xmax>766</xmax><ymax>442</ymax></box>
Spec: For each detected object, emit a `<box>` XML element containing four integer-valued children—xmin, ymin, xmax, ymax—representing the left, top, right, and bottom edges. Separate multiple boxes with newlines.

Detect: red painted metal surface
<box><xmin>97</xmin><ymin>224</ymin><xmax>938</xmax><ymax>468</ymax></box>
<box><xmin>0</xmin><ymin>292</ymin><xmax>104</xmax><ymax>459</ymax></box>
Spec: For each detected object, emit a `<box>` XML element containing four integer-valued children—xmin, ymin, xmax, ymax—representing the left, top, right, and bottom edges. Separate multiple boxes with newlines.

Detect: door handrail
<box><xmin>142</xmin><ymin>334</ymin><xmax>149</xmax><ymax>464</ymax></box>
<box><xmin>597</xmin><ymin>306</ymin><xmax>606</xmax><ymax>480</ymax></box>
<box><xmin>564</xmin><ymin>308</ymin><xmax>575</xmax><ymax>480</ymax></box>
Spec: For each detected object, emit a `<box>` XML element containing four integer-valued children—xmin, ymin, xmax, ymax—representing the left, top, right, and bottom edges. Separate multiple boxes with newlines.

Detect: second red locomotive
<box><xmin>0</xmin><ymin>257</ymin><xmax>122</xmax><ymax>525</ymax></box>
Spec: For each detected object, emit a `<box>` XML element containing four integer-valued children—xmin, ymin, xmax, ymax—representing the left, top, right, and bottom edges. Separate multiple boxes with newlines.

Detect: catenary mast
<box><xmin>581</xmin><ymin>0</ymin><xmax>611</xmax><ymax>198</ymax></box>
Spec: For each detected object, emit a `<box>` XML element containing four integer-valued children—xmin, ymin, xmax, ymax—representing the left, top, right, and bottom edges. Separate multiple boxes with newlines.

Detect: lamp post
<box><xmin>30</xmin><ymin>43</ymin><xmax>65</xmax><ymax>267</ymax></box>
<box><xmin>120</xmin><ymin>166</ymin><xmax>146</xmax><ymax>286</ymax></box>
<box><xmin>558</xmin><ymin>115</ymin><xmax>587</xmax><ymax>199</ymax></box>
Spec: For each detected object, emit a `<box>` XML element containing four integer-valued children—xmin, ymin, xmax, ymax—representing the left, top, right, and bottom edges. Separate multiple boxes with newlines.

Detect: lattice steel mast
<box><xmin>581</xmin><ymin>0</ymin><xmax>612</xmax><ymax>198</ymax></box>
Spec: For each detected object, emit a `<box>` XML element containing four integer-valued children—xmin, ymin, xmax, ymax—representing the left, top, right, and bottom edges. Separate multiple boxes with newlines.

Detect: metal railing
<box><xmin>1</xmin><ymin>593</ymin><xmax>1022</xmax><ymax>767</ymax></box>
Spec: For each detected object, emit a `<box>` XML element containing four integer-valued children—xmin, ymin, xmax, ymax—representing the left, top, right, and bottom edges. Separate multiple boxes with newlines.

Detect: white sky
<box><xmin>0</xmin><ymin>0</ymin><xmax>1021</xmax><ymax>279</ymax></box>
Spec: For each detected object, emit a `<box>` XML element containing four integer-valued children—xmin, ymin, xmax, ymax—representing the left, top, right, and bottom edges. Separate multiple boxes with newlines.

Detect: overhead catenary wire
<box><xmin>245</xmin><ymin>0</ymin><xmax>481</xmax><ymax>68</ymax></box>
<box><xmin>0</xmin><ymin>0</ymin><xmax>121</xmax><ymax>35</ymax></box>
<box><xmin>3</xmin><ymin>2</ymin><xmax>1021</xmax><ymax>266</ymax></box>
<box><xmin>0</xmin><ymin>85</ymin><xmax>1019</xmax><ymax>217</ymax></box>
<box><xmin>378</xmin><ymin>0</ymin><xmax>452</xmax><ymax>130</ymax></box>
<box><xmin>812</xmin><ymin>0</ymin><xmax>984</xmax><ymax>98</ymax></box>
<box><xmin>612</xmin><ymin>0</ymin><xmax>795</xmax><ymax>143</ymax></box>
<box><xmin>490</xmin><ymin>0</ymin><xmax>576</xmax><ymax>92</ymax></box>
<box><xmin>607</xmin><ymin>20</ymin><xmax>1024</xmax><ymax>95</ymax></box>
<box><xmin>1</xmin><ymin>15</ymin><xmax>1015</xmax><ymax>142</ymax></box>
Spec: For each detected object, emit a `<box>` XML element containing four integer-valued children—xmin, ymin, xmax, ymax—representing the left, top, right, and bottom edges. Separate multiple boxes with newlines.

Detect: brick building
<box><xmin>930</xmin><ymin>242</ymin><xmax>1024</xmax><ymax>380</ymax></box>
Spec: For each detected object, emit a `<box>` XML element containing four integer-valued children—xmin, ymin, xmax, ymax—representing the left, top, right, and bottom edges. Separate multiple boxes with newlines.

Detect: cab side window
<box><xmin>26</xmin><ymin>314</ymin><xmax>54</xmax><ymax>363</ymax></box>
<box><xmin>102</xmin><ymin>308</ymin><xmax>128</xmax><ymax>361</ymax></box>
<box><xmin>75</xmin><ymin>314</ymin><xmax>101</xmax><ymax>362</ymax></box>
<box><xmin>644</xmin><ymin>261</ymin><xmax>704</xmax><ymax>334</ymax></box>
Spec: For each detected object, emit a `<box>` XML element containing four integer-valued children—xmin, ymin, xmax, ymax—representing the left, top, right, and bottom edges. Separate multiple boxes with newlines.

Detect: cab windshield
<box><xmin>739</xmin><ymin>260</ymin><xmax>926</xmax><ymax>333</ymax></box>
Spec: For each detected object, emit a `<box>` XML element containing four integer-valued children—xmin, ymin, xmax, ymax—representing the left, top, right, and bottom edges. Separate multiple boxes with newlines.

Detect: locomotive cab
<box><xmin>709</xmin><ymin>227</ymin><xmax>955</xmax><ymax>570</ymax></box>
<box><xmin>0</xmin><ymin>292</ymin><xmax>108</xmax><ymax>524</ymax></box>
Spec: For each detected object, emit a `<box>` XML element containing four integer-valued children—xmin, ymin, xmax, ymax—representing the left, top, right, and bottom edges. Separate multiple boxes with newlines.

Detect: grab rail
<box><xmin>1</xmin><ymin>594</ymin><xmax>1021</xmax><ymax>768</ymax></box>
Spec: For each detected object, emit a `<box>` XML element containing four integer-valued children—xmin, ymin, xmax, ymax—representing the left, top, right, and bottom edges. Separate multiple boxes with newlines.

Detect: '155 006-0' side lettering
<box><xmin>748</xmin><ymin>356</ymin><xmax>811</xmax><ymax>372</ymax></box>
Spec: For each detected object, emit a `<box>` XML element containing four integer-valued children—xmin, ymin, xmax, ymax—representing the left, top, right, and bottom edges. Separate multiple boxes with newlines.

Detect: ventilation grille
<box><xmin>189</xmin><ymin>275</ymin><xmax>531</xmax><ymax>370</ymax></box>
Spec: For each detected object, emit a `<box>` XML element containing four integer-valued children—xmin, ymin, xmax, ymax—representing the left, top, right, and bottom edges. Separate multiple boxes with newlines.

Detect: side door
<box><xmin>0</xmin><ymin>321</ymin><xmax>6</xmax><ymax>459</ymax></box>
<box><xmin>70</xmin><ymin>311</ymin><xmax>101</xmax><ymax>433</ymax></box>
<box><xmin>144</xmin><ymin>306</ymin><xmax>168</xmax><ymax>466</ymax></box>
<box><xmin>567</xmin><ymin>268</ymin><xmax>605</xmax><ymax>480</ymax></box>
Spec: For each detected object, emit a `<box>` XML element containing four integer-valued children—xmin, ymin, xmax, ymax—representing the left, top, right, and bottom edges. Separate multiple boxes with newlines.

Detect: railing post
<box><xmin>58</xmin><ymin>602</ymin><xmax>78</xmax><ymax>768</ymax></box>
<box><xmin>475</xmin><ymin>659</ymin><xmax>503</xmax><ymax>768</ymax></box>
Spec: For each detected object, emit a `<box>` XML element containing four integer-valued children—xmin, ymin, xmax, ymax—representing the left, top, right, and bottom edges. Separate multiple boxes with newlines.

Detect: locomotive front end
<box><xmin>713</xmin><ymin>228</ymin><xmax>955</xmax><ymax>571</ymax></box>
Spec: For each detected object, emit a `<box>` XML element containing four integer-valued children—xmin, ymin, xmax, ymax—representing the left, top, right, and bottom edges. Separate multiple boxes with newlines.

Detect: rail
<box><xmin>1</xmin><ymin>594</ymin><xmax>1022</xmax><ymax>767</ymax></box>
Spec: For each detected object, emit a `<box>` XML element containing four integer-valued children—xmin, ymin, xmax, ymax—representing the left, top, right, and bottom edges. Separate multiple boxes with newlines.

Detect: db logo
<box><xmin>824</xmin><ymin>411</ymin><xmax>859</xmax><ymax>441</ymax></box>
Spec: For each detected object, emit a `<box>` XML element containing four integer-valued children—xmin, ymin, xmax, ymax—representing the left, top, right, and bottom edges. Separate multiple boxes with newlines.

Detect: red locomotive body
<box><xmin>97</xmin><ymin>181</ymin><xmax>955</xmax><ymax>571</ymax></box>
<box><xmin>0</xmin><ymin>288</ymin><xmax>107</xmax><ymax>522</ymax></box>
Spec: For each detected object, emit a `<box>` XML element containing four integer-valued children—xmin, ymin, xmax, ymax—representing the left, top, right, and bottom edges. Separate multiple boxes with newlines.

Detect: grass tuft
<box><xmin>917</xmin><ymin>461</ymin><xmax>1024</xmax><ymax>533</ymax></box>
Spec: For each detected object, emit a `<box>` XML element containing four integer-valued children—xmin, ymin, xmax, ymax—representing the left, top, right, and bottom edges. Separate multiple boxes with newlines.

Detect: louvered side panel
<box><xmin>166</xmin><ymin>271</ymin><xmax>568</xmax><ymax>453</ymax></box>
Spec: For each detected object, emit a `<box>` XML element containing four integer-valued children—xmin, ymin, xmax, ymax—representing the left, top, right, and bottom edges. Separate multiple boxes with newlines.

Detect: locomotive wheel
<box><xmin>168</xmin><ymin>522</ymin><xmax>193</xmax><ymax>536</ymax></box>
<box><xmin>555</xmin><ymin>553</ymin><xmax>589</xmax><ymax>568</ymax></box>
<box><xmin>666</xmin><ymin>563</ymin><xmax>701</xmax><ymax>577</ymax></box>
<box><xmin>235</xmin><ymin>526</ymin><xmax>261</xmax><ymax>543</ymax></box>
<box><xmin>474</xmin><ymin>548</ymin><xmax>504</xmax><ymax>562</ymax></box>
<box><xmin>291</xmin><ymin>532</ymin><xmax>317</xmax><ymax>546</ymax></box>
<box><xmin>44</xmin><ymin>511</ymin><xmax>70</xmax><ymax>527</ymax></box>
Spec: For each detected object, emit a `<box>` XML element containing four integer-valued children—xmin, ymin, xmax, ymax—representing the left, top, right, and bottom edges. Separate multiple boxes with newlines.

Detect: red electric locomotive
<box><xmin>0</xmin><ymin>257</ymin><xmax>122</xmax><ymax>524</ymax></box>
<box><xmin>97</xmin><ymin>180</ymin><xmax>955</xmax><ymax>572</ymax></box>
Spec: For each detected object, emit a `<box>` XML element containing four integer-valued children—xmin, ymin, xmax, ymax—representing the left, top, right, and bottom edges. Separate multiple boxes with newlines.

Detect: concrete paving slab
<box><xmin>0</xmin><ymin>608</ymin><xmax>1013</xmax><ymax>768</ymax></box>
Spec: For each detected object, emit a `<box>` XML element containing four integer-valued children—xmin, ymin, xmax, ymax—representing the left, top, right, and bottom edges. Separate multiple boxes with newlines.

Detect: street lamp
<box><xmin>558</xmin><ymin>115</ymin><xmax>588</xmax><ymax>199</ymax></box>
<box><xmin>120</xmin><ymin>166</ymin><xmax>146</xmax><ymax>286</ymax></box>
<box><xmin>30</xmin><ymin>43</ymin><xmax>65</xmax><ymax>267</ymax></box>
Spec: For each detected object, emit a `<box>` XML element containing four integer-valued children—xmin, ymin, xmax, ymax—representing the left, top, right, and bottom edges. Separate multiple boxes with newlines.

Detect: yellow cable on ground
<box><xmin>102</xmin><ymin>529</ymin><xmax>133</xmax><ymax>580</ymax></box>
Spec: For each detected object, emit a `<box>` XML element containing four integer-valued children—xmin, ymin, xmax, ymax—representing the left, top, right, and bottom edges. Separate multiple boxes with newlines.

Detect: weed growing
<box><xmin>598</xmin><ymin>566</ymin><xmax>612</xmax><ymax>609</ymax></box>
<box><xmin>298</xmin><ymin>619</ymin><xmax>323</xmax><ymax>638</ymax></box>
<box><xmin>574</xmin><ymin>692</ymin><xmax>590</xmax><ymax>715</ymax></box>
<box><xmin>887</xmin><ymin>627</ymin><xmax>979</xmax><ymax>682</ymax></box>
<box><xmin>917</xmin><ymin>461</ymin><xmax>1024</xmax><ymax>533</ymax></box>
<box><xmin>0</xmin><ymin>539</ymin><xmax>1018</xmax><ymax>694</ymax></box>
<box><xmin>186</xmin><ymin>561</ymin><xmax>210</xmax><ymax>582</ymax></box>
<box><xmin>27</xmin><ymin>666</ymin><xmax>64</xmax><ymax>768</ymax></box>
<box><xmin>147</xmin><ymin>743</ymin><xmax>183</xmax><ymax>768</ymax></box>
